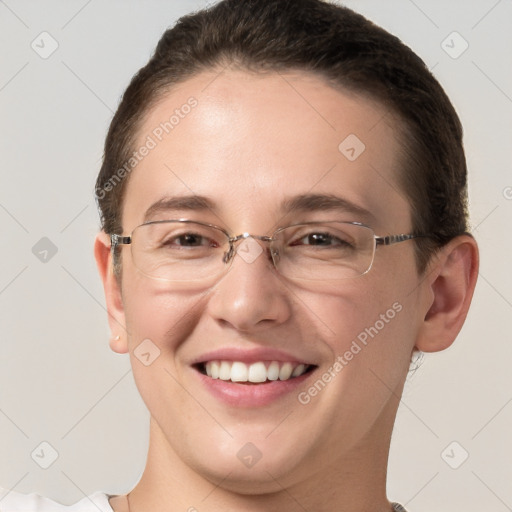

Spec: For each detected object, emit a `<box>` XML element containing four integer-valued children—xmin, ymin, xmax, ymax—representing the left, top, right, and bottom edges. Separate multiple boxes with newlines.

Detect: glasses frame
<box><xmin>110</xmin><ymin>219</ymin><xmax>422</xmax><ymax>281</ymax></box>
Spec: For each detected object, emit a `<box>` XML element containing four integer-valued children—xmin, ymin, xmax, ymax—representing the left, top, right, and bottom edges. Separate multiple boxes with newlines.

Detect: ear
<box><xmin>415</xmin><ymin>234</ymin><xmax>479</xmax><ymax>353</ymax></box>
<box><xmin>94</xmin><ymin>231</ymin><xmax>129</xmax><ymax>354</ymax></box>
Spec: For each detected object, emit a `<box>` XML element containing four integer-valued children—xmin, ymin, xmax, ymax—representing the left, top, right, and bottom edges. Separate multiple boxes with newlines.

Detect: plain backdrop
<box><xmin>0</xmin><ymin>1</ymin><xmax>511</xmax><ymax>511</ymax></box>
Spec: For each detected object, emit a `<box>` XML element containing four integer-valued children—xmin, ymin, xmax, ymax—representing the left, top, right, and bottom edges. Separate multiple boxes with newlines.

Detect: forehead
<box><xmin>123</xmin><ymin>69</ymin><xmax>411</xmax><ymax>233</ymax></box>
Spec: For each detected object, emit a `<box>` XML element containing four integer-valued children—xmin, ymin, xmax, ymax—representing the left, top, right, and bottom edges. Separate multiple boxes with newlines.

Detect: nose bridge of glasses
<box><xmin>223</xmin><ymin>233</ymin><xmax>276</xmax><ymax>265</ymax></box>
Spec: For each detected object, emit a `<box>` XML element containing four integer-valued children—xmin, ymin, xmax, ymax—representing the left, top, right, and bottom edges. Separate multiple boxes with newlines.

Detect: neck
<box><xmin>124</xmin><ymin>409</ymin><xmax>396</xmax><ymax>512</ymax></box>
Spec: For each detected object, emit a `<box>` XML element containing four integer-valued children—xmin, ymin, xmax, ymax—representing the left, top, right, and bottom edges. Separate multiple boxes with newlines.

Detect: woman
<box><xmin>1</xmin><ymin>0</ymin><xmax>478</xmax><ymax>510</ymax></box>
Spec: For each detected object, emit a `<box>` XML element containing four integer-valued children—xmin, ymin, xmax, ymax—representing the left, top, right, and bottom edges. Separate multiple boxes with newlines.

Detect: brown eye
<box><xmin>172</xmin><ymin>233</ymin><xmax>209</xmax><ymax>247</ymax></box>
<box><xmin>289</xmin><ymin>231</ymin><xmax>354</xmax><ymax>249</ymax></box>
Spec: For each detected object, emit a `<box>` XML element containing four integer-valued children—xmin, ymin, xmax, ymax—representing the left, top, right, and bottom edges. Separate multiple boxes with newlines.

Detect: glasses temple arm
<box><xmin>110</xmin><ymin>234</ymin><xmax>132</xmax><ymax>254</ymax></box>
<box><xmin>375</xmin><ymin>234</ymin><xmax>419</xmax><ymax>246</ymax></box>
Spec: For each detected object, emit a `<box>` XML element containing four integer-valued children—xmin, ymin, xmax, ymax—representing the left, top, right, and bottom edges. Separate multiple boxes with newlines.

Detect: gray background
<box><xmin>0</xmin><ymin>1</ymin><xmax>511</xmax><ymax>510</ymax></box>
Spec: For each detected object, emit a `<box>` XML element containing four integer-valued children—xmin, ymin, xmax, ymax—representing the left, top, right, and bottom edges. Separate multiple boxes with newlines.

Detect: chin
<box><xmin>173</xmin><ymin>426</ymin><xmax>317</xmax><ymax>492</ymax></box>
<box><xmin>191</xmin><ymin>452</ymin><xmax>307</xmax><ymax>495</ymax></box>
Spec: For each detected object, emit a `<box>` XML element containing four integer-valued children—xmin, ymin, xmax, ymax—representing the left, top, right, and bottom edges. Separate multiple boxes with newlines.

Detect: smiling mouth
<box><xmin>195</xmin><ymin>360</ymin><xmax>316</xmax><ymax>384</ymax></box>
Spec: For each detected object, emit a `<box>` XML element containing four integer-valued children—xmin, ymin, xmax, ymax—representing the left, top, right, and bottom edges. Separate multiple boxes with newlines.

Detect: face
<box><xmin>107</xmin><ymin>69</ymin><xmax>431</xmax><ymax>492</ymax></box>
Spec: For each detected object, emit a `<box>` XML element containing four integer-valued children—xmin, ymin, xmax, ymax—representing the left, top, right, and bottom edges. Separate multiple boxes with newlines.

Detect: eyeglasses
<box><xmin>110</xmin><ymin>219</ymin><xmax>421</xmax><ymax>283</ymax></box>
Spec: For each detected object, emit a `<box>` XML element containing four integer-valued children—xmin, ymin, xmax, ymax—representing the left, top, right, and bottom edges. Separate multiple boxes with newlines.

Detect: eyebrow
<box><xmin>143</xmin><ymin>195</ymin><xmax>216</xmax><ymax>223</ymax></box>
<box><xmin>281</xmin><ymin>193</ymin><xmax>375</xmax><ymax>222</ymax></box>
<box><xmin>143</xmin><ymin>193</ymin><xmax>374</xmax><ymax>224</ymax></box>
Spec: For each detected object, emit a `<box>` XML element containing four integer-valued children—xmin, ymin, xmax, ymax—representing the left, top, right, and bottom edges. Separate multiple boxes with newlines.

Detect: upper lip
<box><xmin>191</xmin><ymin>347</ymin><xmax>317</xmax><ymax>366</ymax></box>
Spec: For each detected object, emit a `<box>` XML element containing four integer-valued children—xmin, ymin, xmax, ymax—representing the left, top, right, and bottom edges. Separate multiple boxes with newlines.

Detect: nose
<box><xmin>206</xmin><ymin>237</ymin><xmax>293</xmax><ymax>332</ymax></box>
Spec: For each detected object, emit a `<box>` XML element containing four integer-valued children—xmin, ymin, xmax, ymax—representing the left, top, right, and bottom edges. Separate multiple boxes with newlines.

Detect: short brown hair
<box><xmin>95</xmin><ymin>0</ymin><xmax>469</xmax><ymax>273</ymax></box>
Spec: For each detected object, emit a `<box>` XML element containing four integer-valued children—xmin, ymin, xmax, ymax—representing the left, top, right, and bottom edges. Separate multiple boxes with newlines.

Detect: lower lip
<box><xmin>194</xmin><ymin>368</ymin><xmax>315</xmax><ymax>408</ymax></box>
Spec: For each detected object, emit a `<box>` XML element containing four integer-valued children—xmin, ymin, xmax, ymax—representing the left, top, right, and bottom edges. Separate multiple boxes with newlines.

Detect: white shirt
<box><xmin>0</xmin><ymin>488</ymin><xmax>114</xmax><ymax>511</ymax></box>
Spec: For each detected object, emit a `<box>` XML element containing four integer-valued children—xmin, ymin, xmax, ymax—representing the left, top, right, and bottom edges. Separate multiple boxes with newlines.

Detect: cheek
<box><xmin>298</xmin><ymin>275</ymin><xmax>416</xmax><ymax>350</ymax></box>
<box><xmin>120</xmin><ymin>279</ymin><xmax>209</xmax><ymax>421</ymax></box>
<box><xmin>121</xmin><ymin>274</ymin><xmax>208</xmax><ymax>358</ymax></box>
<box><xmin>299</xmin><ymin>273</ymin><xmax>421</xmax><ymax>396</ymax></box>
<box><xmin>279</xmin><ymin>283</ymin><xmax>419</xmax><ymax>459</ymax></box>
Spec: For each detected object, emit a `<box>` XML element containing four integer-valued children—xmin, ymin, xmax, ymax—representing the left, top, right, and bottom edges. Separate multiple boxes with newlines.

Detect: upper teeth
<box><xmin>204</xmin><ymin>361</ymin><xmax>309</xmax><ymax>383</ymax></box>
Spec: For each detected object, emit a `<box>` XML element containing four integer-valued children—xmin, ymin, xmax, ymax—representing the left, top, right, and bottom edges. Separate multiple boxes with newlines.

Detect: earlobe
<box><xmin>109</xmin><ymin>334</ymin><xmax>128</xmax><ymax>354</ymax></box>
<box><xmin>415</xmin><ymin>234</ymin><xmax>479</xmax><ymax>353</ymax></box>
<box><xmin>94</xmin><ymin>232</ymin><xmax>129</xmax><ymax>354</ymax></box>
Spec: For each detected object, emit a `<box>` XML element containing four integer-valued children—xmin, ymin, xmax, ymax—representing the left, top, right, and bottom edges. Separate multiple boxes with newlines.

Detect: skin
<box><xmin>95</xmin><ymin>68</ymin><xmax>479</xmax><ymax>512</ymax></box>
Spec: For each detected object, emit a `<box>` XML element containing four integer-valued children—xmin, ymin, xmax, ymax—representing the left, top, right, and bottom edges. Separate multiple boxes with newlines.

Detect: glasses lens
<box><xmin>131</xmin><ymin>221</ymin><xmax>229</xmax><ymax>281</ymax></box>
<box><xmin>273</xmin><ymin>222</ymin><xmax>376</xmax><ymax>280</ymax></box>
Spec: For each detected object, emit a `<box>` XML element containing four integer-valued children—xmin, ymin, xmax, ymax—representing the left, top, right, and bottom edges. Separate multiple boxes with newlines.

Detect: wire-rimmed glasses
<box><xmin>110</xmin><ymin>219</ymin><xmax>421</xmax><ymax>283</ymax></box>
